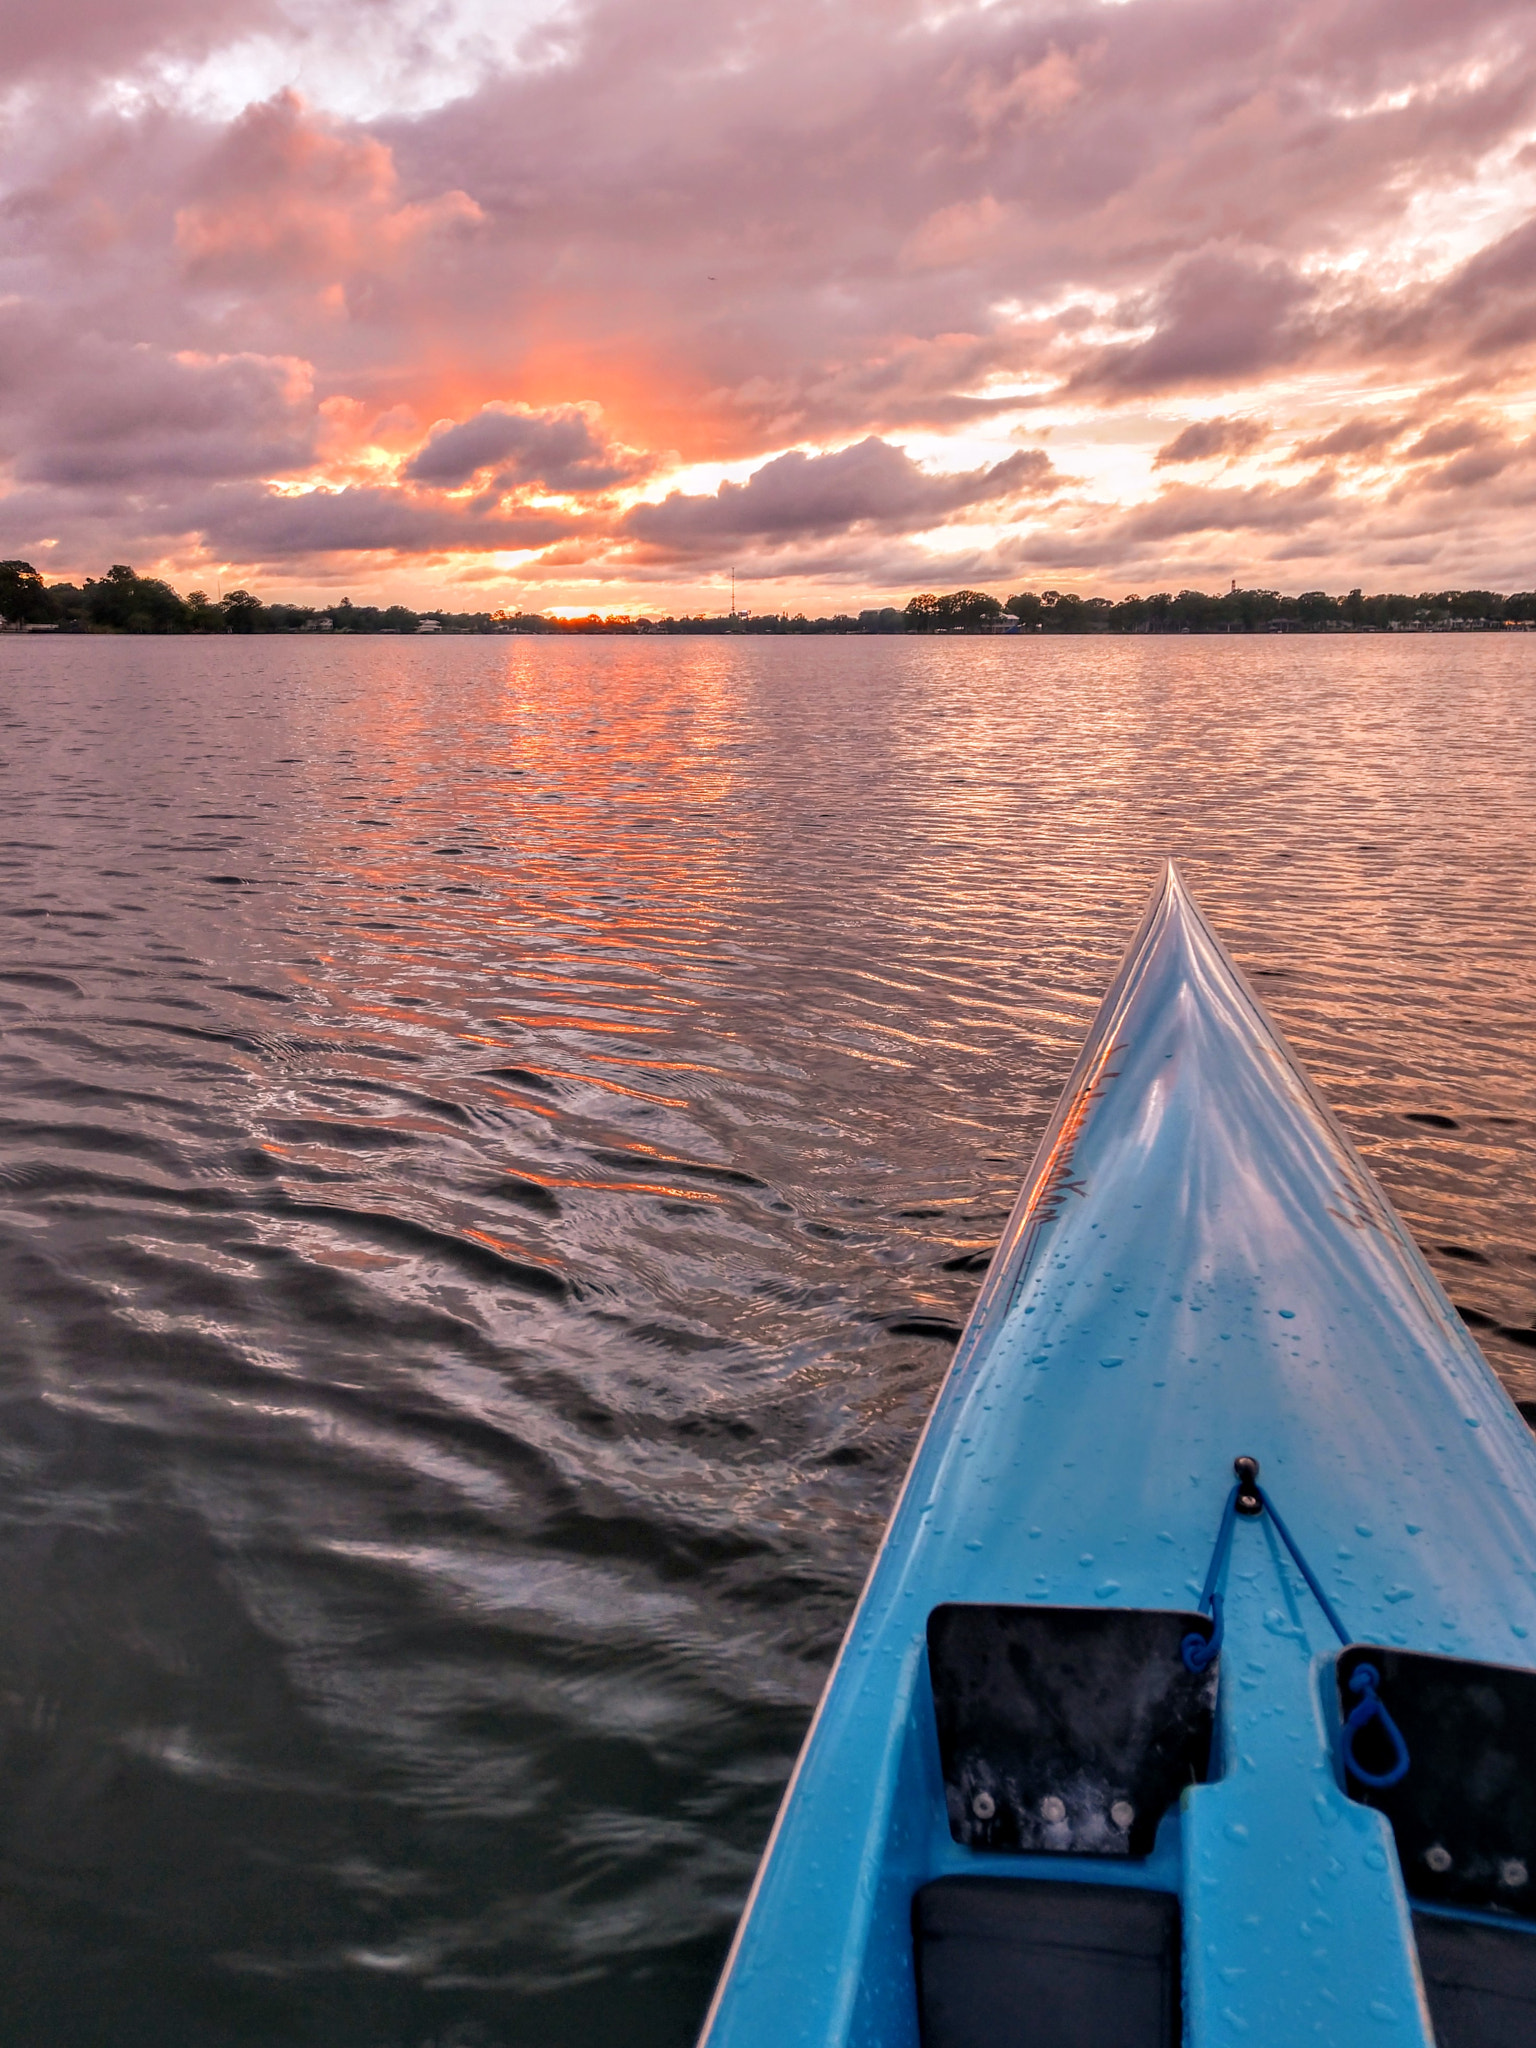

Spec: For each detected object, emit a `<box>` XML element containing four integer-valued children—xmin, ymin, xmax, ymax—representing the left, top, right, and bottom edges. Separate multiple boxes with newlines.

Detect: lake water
<box><xmin>1</xmin><ymin>633</ymin><xmax>1533</xmax><ymax>2047</ymax></box>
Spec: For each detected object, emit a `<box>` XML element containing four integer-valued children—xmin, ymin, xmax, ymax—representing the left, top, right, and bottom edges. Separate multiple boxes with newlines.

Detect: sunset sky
<box><xmin>2</xmin><ymin>0</ymin><xmax>1535</xmax><ymax>612</ymax></box>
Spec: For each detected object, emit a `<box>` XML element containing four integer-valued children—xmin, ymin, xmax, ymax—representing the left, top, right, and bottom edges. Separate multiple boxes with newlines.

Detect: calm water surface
<box><xmin>1</xmin><ymin>635</ymin><xmax>1533</xmax><ymax>2046</ymax></box>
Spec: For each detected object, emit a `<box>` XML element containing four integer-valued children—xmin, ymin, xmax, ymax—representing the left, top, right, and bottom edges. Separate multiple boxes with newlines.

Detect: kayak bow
<box><xmin>700</xmin><ymin>864</ymin><xmax>1536</xmax><ymax>2048</ymax></box>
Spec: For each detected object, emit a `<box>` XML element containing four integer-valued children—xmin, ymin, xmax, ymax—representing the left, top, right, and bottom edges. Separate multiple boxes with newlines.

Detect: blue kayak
<box><xmin>700</xmin><ymin>865</ymin><xmax>1536</xmax><ymax>2048</ymax></box>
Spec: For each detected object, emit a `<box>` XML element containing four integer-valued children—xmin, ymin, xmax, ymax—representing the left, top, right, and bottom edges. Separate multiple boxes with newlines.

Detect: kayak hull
<box><xmin>700</xmin><ymin>866</ymin><xmax>1536</xmax><ymax>2048</ymax></box>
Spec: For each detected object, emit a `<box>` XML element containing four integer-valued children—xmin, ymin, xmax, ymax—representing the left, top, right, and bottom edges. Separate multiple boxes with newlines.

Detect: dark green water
<box><xmin>0</xmin><ymin>633</ymin><xmax>1532</xmax><ymax>2045</ymax></box>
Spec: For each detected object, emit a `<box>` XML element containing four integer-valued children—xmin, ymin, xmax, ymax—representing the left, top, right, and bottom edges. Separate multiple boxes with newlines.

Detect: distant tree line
<box><xmin>895</xmin><ymin>586</ymin><xmax>1536</xmax><ymax>634</ymax></box>
<box><xmin>0</xmin><ymin>562</ymin><xmax>498</xmax><ymax>635</ymax></box>
<box><xmin>4</xmin><ymin>560</ymin><xmax>1534</xmax><ymax>638</ymax></box>
<box><xmin>498</xmin><ymin>586</ymin><xmax>1536</xmax><ymax>634</ymax></box>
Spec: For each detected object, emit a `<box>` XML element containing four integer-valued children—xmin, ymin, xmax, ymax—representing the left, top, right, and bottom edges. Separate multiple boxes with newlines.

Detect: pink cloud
<box><xmin>175</xmin><ymin>92</ymin><xmax>482</xmax><ymax>292</ymax></box>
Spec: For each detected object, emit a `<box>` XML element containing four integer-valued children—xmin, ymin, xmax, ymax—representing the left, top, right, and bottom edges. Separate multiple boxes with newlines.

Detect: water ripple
<box><xmin>0</xmin><ymin>633</ymin><xmax>1533</xmax><ymax>2045</ymax></box>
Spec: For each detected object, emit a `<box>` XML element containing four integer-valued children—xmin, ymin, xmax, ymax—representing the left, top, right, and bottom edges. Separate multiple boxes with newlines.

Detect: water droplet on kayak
<box><xmin>1095</xmin><ymin>1581</ymin><xmax>1120</xmax><ymax>1599</ymax></box>
<box><xmin>1279</xmin><ymin>1309</ymin><xmax>1296</xmax><ymax>1319</ymax></box>
<box><xmin>1099</xmin><ymin>1356</ymin><xmax>1124</xmax><ymax>1369</ymax></box>
<box><xmin>1224</xmin><ymin>1821</ymin><xmax>1250</xmax><ymax>1844</ymax></box>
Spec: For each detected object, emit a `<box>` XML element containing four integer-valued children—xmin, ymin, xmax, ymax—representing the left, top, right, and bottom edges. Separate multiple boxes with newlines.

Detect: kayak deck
<box><xmin>699</xmin><ymin>867</ymin><xmax>1536</xmax><ymax>2048</ymax></box>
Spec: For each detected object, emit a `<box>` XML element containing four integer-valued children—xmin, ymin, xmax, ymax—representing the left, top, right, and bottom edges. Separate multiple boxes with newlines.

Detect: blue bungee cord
<box><xmin>1183</xmin><ymin>1455</ymin><xmax>1410</xmax><ymax>1790</ymax></box>
<box><xmin>1180</xmin><ymin>1480</ymin><xmax>1239</xmax><ymax>1673</ymax></box>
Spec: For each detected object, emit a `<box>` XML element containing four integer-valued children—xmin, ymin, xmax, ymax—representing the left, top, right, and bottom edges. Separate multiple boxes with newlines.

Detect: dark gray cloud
<box><xmin>405</xmin><ymin>403</ymin><xmax>636</xmax><ymax>489</ymax></box>
<box><xmin>190</xmin><ymin>483</ymin><xmax>577</xmax><ymax>557</ymax></box>
<box><xmin>1294</xmin><ymin>415</ymin><xmax>1412</xmax><ymax>459</ymax></box>
<box><xmin>1404</xmin><ymin>417</ymin><xmax>1492</xmax><ymax>460</ymax></box>
<box><xmin>1153</xmin><ymin>417</ymin><xmax>1269</xmax><ymax>466</ymax></box>
<box><xmin>1117</xmin><ymin>474</ymin><xmax>1338</xmax><ymax>544</ymax></box>
<box><xmin>14</xmin><ymin>333</ymin><xmax>317</xmax><ymax>485</ymax></box>
<box><xmin>621</xmin><ymin>438</ymin><xmax>1058</xmax><ymax>554</ymax></box>
<box><xmin>1416</xmin><ymin>441</ymin><xmax>1520</xmax><ymax>492</ymax></box>
<box><xmin>0</xmin><ymin>0</ymin><xmax>280</xmax><ymax>84</ymax></box>
<box><xmin>1072</xmin><ymin>248</ymin><xmax>1318</xmax><ymax>397</ymax></box>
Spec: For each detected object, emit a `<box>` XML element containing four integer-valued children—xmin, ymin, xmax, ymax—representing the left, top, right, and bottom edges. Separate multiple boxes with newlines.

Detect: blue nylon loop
<box><xmin>1342</xmin><ymin>1663</ymin><xmax>1412</xmax><ymax>1788</ymax></box>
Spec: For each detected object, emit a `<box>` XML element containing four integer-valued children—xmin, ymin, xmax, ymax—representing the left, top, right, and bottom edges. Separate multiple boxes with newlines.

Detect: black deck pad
<box><xmin>1337</xmin><ymin>1646</ymin><xmax>1536</xmax><ymax>1919</ymax></box>
<box><xmin>913</xmin><ymin>1877</ymin><xmax>1180</xmax><ymax>2048</ymax></box>
<box><xmin>1414</xmin><ymin>1912</ymin><xmax>1536</xmax><ymax>2048</ymax></box>
<box><xmin>926</xmin><ymin>1605</ymin><xmax>1216</xmax><ymax>1856</ymax></box>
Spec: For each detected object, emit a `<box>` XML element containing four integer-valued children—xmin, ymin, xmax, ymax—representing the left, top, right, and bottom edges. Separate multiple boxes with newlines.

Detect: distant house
<box><xmin>417</xmin><ymin>617</ymin><xmax>443</xmax><ymax>634</ymax></box>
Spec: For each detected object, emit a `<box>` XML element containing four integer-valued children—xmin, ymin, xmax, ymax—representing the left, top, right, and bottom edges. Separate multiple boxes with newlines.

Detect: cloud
<box><xmin>0</xmin><ymin>304</ymin><xmax>320</xmax><ymax>498</ymax></box>
<box><xmin>621</xmin><ymin>438</ymin><xmax>1059</xmax><ymax>555</ymax></box>
<box><xmin>1404</xmin><ymin>417</ymin><xmax>1492</xmax><ymax>460</ymax></box>
<box><xmin>1118</xmin><ymin>474</ymin><xmax>1337</xmax><ymax>543</ymax></box>
<box><xmin>185</xmin><ymin>483</ymin><xmax>578</xmax><ymax>558</ymax></box>
<box><xmin>1072</xmin><ymin>248</ymin><xmax>1318</xmax><ymax>396</ymax></box>
<box><xmin>174</xmin><ymin>91</ymin><xmax>482</xmax><ymax>291</ymax></box>
<box><xmin>2</xmin><ymin>0</ymin><xmax>1536</xmax><ymax>601</ymax></box>
<box><xmin>1416</xmin><ymin>440</ymin><xmax>1520</xmax><ymax>492</ymax></box>
<box><xmin>1153</xmin><ymin>417</ymin><xmax>1269</xmax><ymax>466</ymax></box>
<box><xmin>1294</xmin><ymin>415</ymin><xmax>1411</xmax><ymax>459</ymax></box>
<box><xmin>15</xmin><ymin>337</ymin><xmax>317</xmax><ymax>486</ymax></box>
<box><xmin>405</xmin><ymin>403</ymin><xmax>638</xmax><ymax>489</ymax></box>
<box><xmin>0</xmin><ymin>0</ymin><xmax>279</xmax><ymax>85</ymax></box>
